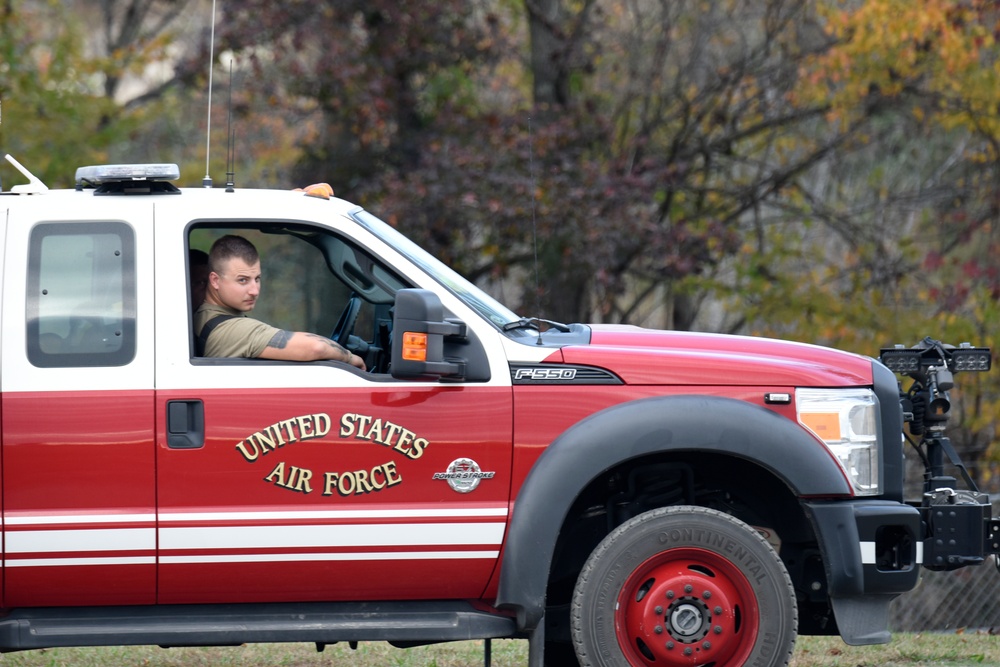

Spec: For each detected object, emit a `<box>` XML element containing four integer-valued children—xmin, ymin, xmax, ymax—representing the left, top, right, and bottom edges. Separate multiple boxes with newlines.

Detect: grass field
<box><xmin>1</xmin><ymin>634</ymin><xmax>999</xmax><ymax>667</ymax></box>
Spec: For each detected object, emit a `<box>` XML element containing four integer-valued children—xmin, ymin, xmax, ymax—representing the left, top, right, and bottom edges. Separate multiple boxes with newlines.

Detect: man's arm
<box><xmin>258</xmin><ymin>330</ymin><xmax>366</xmax><ymax>370</ymax></box>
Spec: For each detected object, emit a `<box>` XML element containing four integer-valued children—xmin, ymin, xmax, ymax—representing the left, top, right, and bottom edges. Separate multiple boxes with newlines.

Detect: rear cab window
<box><xmin>27</xmin><ymin>221</ymin><xmax>136</xmax><ymax>368</ymax></box>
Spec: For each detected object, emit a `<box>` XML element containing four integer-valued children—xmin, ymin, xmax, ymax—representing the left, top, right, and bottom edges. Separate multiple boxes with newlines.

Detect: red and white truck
<box><xmin>0</xmin><ymin>156</ymin><xmax>994</xmax><ymax>667</ymax></box>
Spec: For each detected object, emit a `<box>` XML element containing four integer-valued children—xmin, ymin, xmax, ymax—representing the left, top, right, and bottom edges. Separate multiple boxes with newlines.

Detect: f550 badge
<box><xmin>513</xmin><ymin>367</ymin><xmax>578</xmax><ymax>381</ymax></box>
<box><xmin>433</xmin><ymin>458</ymin><xmax>495</xmax><ymax>493</ymax></box>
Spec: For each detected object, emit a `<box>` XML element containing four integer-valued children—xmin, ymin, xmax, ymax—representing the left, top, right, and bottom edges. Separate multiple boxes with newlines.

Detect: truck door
<box><xmin>154</xmin><ymin>220</ymin><xmax>513</xmax><ymax>604</ymax></box>
<box><xmin>1</xmin><ymin>198</ymin><xmax>156</xmax><ymax>606</ymax></box>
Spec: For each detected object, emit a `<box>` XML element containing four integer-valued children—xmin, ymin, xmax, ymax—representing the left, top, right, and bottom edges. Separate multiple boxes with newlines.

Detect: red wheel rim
<box><xmin>615</xmin><ymin>547</ymin><xmax>760</xmax><ymax>666</ymax></box>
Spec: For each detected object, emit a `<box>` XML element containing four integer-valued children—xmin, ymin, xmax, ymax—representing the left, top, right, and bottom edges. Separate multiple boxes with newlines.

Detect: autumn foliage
<box><xmin>2</xmin><ymin>0</ymin><xmax>1000</xmax><ymax>483</ymax></box>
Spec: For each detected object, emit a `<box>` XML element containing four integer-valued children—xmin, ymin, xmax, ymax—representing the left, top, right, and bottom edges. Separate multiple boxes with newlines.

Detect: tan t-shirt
<box><xmin>194</xmin><ymin>303</ymin><xmax>281</xmax><ymax>358</ymax></box>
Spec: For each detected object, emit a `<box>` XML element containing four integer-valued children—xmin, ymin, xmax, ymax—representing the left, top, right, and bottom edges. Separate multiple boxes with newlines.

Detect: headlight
<box><xmin>796</xmin><ymin>388</ymin><xmax>881</xmax><ymax>496</ymax></box>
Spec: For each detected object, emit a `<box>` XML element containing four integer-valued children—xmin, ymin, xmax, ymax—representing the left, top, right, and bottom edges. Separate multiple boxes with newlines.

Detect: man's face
<box><xmin>207</xmin><ymin>257</ymin><xmax>261</xmax><ymax>312</ymax></box>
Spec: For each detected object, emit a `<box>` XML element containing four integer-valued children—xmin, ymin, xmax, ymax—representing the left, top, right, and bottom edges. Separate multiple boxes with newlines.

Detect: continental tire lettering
<box><xmin>658</xmin><ymin>528</ymin><xmax>766</xmax><ymax>584</ymax></box>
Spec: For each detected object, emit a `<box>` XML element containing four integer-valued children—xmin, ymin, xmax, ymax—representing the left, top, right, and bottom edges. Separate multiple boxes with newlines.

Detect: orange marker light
<box><xmin>294</xmin><ymin>182</ymin><xmax>334</xmax><ymax>199</ymax></box>
<box><xmin>799</xmin><ymin>411</ymin><xmax>842</xmax><ymax>442</ymax></box>
<box><xmin>402</xmin><ymin>332</ymin><xmax>428</xmax><ymax>361</ymax></box>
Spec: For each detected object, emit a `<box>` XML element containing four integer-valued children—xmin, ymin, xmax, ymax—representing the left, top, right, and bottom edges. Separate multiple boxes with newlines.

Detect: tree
<box><xmin>372</xmin><ymin>1</ymin><xmax>838</xmax><ymax>327</ymax></box>
<box><xmin>0</xmin><ymin>0</ymin><xmax>118</xmax><ymax>185</ymax></box>
<box><xmin>11</xmin><ymin>0</ymin><xmax>1000</xmax><ymax>481</ymax></box>
<box><xmin>746</xmin><ymin>0</ymin><xmax>1000</xmax><ymax>485</ymax></box>
<box><xmin>216</xmin><ymin>1</ymin><xmax>504</xmax><ymax>188</ymax></box>
<box><xmin>0</xmin><ymin>0</ymin><xmax>200</xmax><ymax>186</ymax></box>
<box><xmin>407</xmin><ymin>0</ymin><xmax>851</xmax><ymax>327</ymax></box>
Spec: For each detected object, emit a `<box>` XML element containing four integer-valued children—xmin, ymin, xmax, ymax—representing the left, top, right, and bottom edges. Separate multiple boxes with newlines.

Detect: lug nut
<box><xmin>684</xmin><ymin>647</ymin><xmax>693</xmax><ymax>656</ymax></box>
<box><xmin>684</xmin><ymin>584</ymin><xmax>693</xmax><ymax>593</ymax></box>
<box><xmin>666</xmin><ymin>642</ymin><xmax>675</xmax><ymax>650</ymax></box>
<box><xmin>703</xmin><ymin>641</ymin><xmax>712</xmax><ymax>650</ymax></box>
<box><xmin>667</xmin><ymin>590</ymin><xmax>675</xmax><ymax>599</ymax></box>
<box><xmin>654</xmin><ymin>625</ymin><xmax>663</xmax><ymax>634</ymax></box>
<box><xmin>654</xmin><ymin>606</ymin><xmax>664</xmax><ymax>615</ymax></box>
<box><xmin>703</xmin><ymin>590</ymin><xmax>712</xmax><ymax>599</ymax></box>
<box><xmin>714</xmin><ymin>626</ymin><xmax>723</xmax><ymax>634</ymax></box>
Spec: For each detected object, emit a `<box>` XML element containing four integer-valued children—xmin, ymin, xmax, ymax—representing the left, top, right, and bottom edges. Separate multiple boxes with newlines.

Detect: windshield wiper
<box><xmin>502</xmin><ymin>316</ymin><xmax>572</xmax><ymax>333</ymax></box>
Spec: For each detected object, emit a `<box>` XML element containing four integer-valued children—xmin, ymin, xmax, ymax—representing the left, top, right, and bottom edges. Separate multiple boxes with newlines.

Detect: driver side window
<box><xmin>188</xmin><ymin>224</ymin><xmax>404</xmax><ymax>373</ymax></box>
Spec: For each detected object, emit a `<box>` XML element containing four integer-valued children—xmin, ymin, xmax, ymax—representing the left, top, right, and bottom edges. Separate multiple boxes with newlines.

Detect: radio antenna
<box><xmin>528</xmin><ymin>115</ymin><xmax>543</xmax><ymax>345</ymax></box>
<box><xmin>225</xmin><ymin>59</ymin><xmax>235</xmax><ymax>192</ymax></box>
<box><xmin>202</xmin><ymin>0</ymin><xmax>218</xmax><ymax>188</ymax></box>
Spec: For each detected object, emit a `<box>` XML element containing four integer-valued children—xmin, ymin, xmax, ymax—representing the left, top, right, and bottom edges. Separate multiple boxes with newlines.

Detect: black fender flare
<box><xmin>495</xmin><ymin>394</ymin><xmax>852</xmax><ymax>630</ymax></box>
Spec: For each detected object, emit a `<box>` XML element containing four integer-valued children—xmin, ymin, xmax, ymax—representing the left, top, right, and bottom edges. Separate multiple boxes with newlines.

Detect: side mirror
<box><xmin>391</xmin><ymin>289</ymin><xmax>468</xmax><ymax>380</ymax></box>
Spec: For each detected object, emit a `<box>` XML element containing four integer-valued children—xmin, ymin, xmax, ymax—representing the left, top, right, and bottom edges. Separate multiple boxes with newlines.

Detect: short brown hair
<box><xmin>208</xmin><ymin>235</ymin><xmax>259</xmax><ymax>274</ymax></box>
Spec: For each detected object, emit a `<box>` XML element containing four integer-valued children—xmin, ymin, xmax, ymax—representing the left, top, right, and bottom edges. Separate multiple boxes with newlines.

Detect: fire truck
<box><xmin>0</xmin><ymin>155</ymin><xmax>994</xmax><ymax>667</ymax></box>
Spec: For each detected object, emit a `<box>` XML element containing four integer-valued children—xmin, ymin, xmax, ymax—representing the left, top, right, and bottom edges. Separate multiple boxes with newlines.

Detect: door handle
<box><xmin>166</xmin><ymin>400</ymin><xmax>205</xmax><ymax>449</ymax></box>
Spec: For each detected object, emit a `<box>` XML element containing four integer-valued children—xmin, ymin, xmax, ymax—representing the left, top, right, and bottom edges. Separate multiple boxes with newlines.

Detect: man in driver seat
<box><xmin>194</xmin><ymin>234</ymin><xmax>365</xmax><ymax>370</ymax></box>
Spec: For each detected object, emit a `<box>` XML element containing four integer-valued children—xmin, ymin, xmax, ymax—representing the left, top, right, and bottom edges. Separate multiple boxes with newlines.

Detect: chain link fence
<box><xmin>890</xmin><ymin>558</ymin><xmax>1000</xmax><ymax>632</ymax></box>
<box><xmin>887</xmin><ymin>462</ymin><xmax>1000</xmax><ymax>632</ymax></box>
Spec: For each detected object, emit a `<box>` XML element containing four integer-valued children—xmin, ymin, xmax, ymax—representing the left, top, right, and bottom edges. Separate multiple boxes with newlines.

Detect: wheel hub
<box><xmin>667</xmin><ymin>599</ymin><xmax>710</xmax><ymax>641</ymax></box>
<box><xmin>617</xmin><ymin>549</ymin><xmax>758</xmax><ymax>666</ymax></box>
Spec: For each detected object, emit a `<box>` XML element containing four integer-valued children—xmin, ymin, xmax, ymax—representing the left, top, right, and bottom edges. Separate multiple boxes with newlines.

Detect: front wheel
<box><xmin>571</xmin><ymin>506</ymin><xmax>797</xmax><ymax>667</ymax></box>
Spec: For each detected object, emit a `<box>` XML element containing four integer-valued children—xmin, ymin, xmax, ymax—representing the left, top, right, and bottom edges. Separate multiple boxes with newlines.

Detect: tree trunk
<box><xmin>526</xmin><ymin>0</ymin><xmax>567</xmax><ymax>107</ymax></box>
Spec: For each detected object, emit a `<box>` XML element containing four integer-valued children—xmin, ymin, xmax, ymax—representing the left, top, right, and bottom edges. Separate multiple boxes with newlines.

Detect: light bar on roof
<box><xmin>75</xmin><ymin>163</ymin><xmax>180</xmax><ymax>186</ymax></box>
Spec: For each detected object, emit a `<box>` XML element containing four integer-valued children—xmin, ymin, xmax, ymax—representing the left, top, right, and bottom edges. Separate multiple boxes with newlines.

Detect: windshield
<box><xmin>352</xmin><ymin>209</ymin><xmax>521</xmax><ymax>330</ymax></box>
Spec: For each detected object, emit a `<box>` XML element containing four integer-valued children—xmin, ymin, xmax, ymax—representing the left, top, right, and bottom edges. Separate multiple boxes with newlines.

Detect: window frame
<box><xmin>26</xmin><ymin>221</ymin><xmax>137</xmax><ymax>368</ymax></box>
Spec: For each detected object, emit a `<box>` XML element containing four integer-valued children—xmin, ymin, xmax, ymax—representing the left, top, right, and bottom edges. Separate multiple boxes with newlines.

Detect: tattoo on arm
<box><xmin>266</xmin><ymin>330</ymin><xmax>351</xmax><ymax>362</ymax></box>
<box><xmin>267</xmin><ymin>329</ymin><xmax>293</xmax><ymax>349</ymax></box>
<box><xmin>306</xmin><ymin>333</ymin><xmax>351</xmax><ymax>361</ymax></box>
<box><xmin>304</xmin><ymin>332</ymin><xmax>349</xmax><ymax>354</ymax></box>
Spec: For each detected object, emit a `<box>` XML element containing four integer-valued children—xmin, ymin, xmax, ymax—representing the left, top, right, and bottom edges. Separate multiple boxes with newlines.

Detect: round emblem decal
<box><xmin>433</xmin><ymin>458</ymin><xmax>495</xmax><ymax>493</ymax></box>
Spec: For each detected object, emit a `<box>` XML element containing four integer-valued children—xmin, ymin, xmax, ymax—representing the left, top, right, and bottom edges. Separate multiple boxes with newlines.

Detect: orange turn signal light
<box><xmin>799</xmin><ymin>411</ymin><xmax>842</xmax><ymax>442</ymax></box>
<box><xmin>402</xmin><ymin>332</ymin><xmax>428</xmax><ymax>361</ymax></box>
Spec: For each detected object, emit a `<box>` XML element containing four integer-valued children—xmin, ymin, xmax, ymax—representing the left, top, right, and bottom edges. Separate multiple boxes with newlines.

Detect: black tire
<box><xmin>543</xmin><ymin>640</ymin><xmax>581</xmax><ymax>667</ymax></box>
<box><xmin>571</xmin><ymin>505</ymin><xmax>797</xmax><ymax>667</ymax></box>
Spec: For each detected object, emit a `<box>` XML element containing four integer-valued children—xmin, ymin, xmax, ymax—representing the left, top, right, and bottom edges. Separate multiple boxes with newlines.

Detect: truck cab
<box><xmin>0</xmin><ymin>159</ymin><xmax>988</xmax><ymax>667</ymax></box>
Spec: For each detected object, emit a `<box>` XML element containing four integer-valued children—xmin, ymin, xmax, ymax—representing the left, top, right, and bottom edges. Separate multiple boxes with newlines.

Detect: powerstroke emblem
<box><xmin>433</xmin><ymin>458</ymin><xmax>495</xmax><ymax>493</ymax></box>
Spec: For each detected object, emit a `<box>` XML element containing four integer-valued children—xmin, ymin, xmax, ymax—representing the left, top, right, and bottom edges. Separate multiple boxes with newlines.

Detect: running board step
<box><xmin>0</xmin><ymin>601</ymin><xmax>519</xmax><ymax>652</ymax></box>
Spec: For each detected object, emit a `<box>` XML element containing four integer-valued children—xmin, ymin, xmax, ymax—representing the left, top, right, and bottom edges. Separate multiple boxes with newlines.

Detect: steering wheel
<box><xmin>330</xmin><ymin>294</ymin><xmax>362</xmax><ymax>346</ymax></box>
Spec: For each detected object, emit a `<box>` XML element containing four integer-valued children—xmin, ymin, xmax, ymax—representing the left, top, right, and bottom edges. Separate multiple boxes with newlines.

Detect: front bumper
<box><xmin>803</xmin><ymin>500</ymin><xmax>922</xmax><ymax>644</ymax></box>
